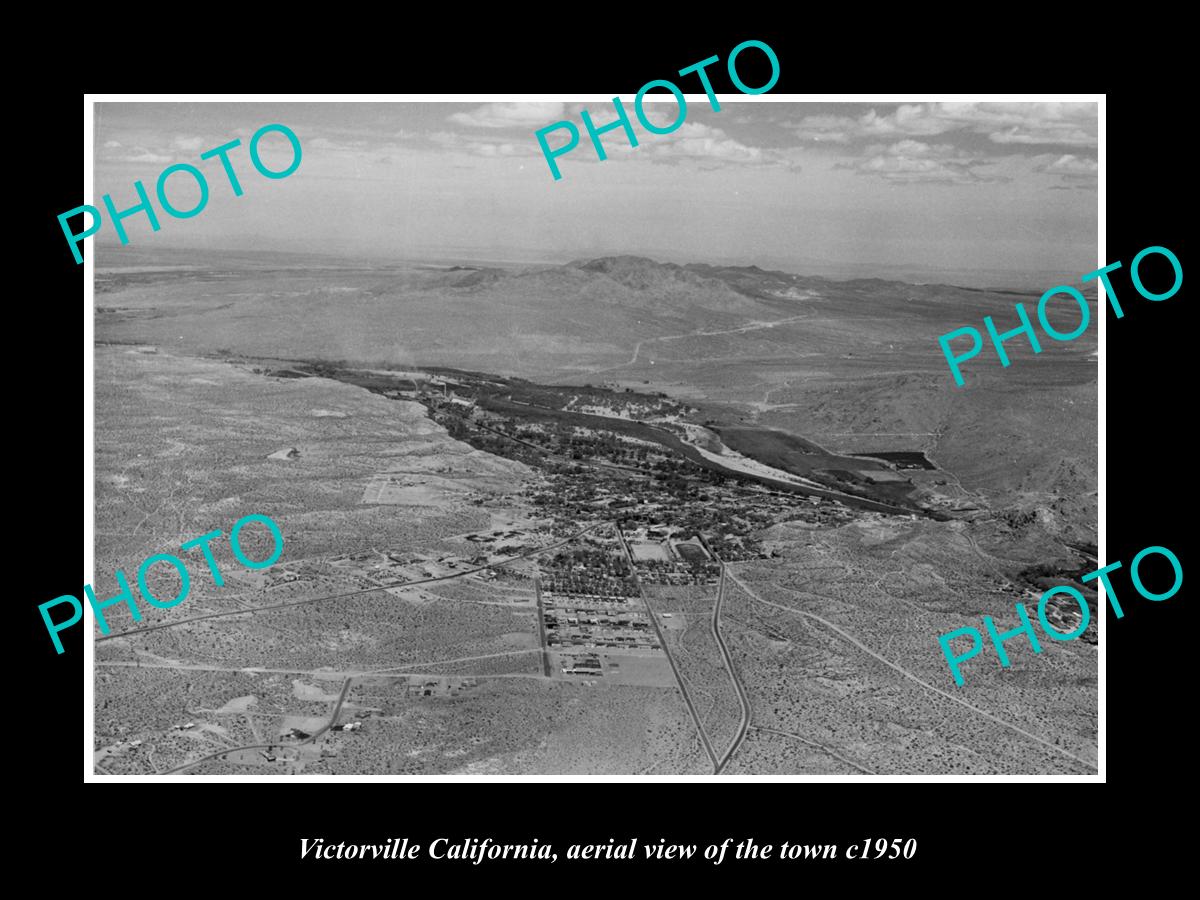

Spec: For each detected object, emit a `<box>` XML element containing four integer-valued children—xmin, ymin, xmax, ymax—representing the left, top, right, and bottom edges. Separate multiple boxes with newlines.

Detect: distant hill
<box><xmin>94</xmin><ymin>248</ymin><xmax>1096</xmax><ymax>542</ymax></box>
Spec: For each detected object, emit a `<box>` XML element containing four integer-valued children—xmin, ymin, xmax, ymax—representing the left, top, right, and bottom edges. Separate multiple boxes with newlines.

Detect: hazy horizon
<box><xmin>94</xmin><ymin>238</ymin><xmax>1094</xmax><ymax>295</ymax></box>
<box><xmin>94</xmin><ymin>100</ymin><xmax>1098</xmax><ymax>292</ymax></box>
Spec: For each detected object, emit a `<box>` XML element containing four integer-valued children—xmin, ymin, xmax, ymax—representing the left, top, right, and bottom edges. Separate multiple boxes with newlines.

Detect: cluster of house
<box><xmin>632</xmin><ymin>563</ymin><xmax>720</xmax><ymax>587</ymax></box>
<box><xmin>541</xmin><ymin>574</ymin><xmax>638</xmax><ymax>596</ymax></box>
<box><xmin>559</xmin><ymin>652</ymin><xmax>615</xmax><ymax>677</ymax></box>
<box><xmin>404</xmin><ymin>677</ymin><xmax>478</xmax><ymax>699</ymax></box>
<box><xmin>543</xmin><ymin>599</ymin><xmax>660</xmax><ymax>652</ymax></box>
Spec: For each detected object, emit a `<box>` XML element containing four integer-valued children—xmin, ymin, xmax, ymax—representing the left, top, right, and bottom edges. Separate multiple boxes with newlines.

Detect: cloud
<box><xmin>308</xmin><ymin>136</ymin><xmax>369</xmax><ymax>152</ymax></box>
<box><xmin>793</xmin><ymin>102</ymin><xmax>1097</xmax><ymax>147</ymax></box>
<box><xmin>430</xmin><ymin>118</ymin><xmax>791</xmax><ymax>171</ymax></box>
<box><xmin>429</xmin><ymin>131</ymin><xmax>541</xmax><ymax>159</ymax></box>
<box><xmin>1035</xmin><ymin>153</ymin><xmax>1098</xmax><ymax>189</ymax></box>
<box><xmin>642</xmin><ymin>121</ymin><xmax>776</xmax><ymax>166</ymax></box>
<box><xmin>448</xmin><ymin>102</ymin><xmax>567</xmax><ymax>129</ymax></box>
<box><xmin>791</xmin><ymin>107</ymin><xmax>946</xmax><ymax>143</ymax></box>
<box><xmin>787</xmin><ymin>114</ymin><xmax>854</xmax><ymax>143</ymax></box>
<box><xmin>1040</xmin><ymin>153</ymin><xmax>1098</xmax><ymax>177</ymax></box>
<box><xmin>845</xmin><ymin>140</ymin><xmax>1006</xmax><ymax>184</ymax></box>
<box><xmin>433</xmin><ymin>101</ymin><xmax>795</xmax><ymax>170</ymax></box>
<box><xmin>988</xmin><ymin>124</ymin><xmax>1096</xmax><ymax>145</ymax></box>
<box><xmin>107</xmin><ymin>147</ymin><xmax>173</xmax><ymax>164</ymax></box>
<box><xmin>98</xmin><ymin>134</ymin><xmax>237</xmax><ymax>165</ymax></box>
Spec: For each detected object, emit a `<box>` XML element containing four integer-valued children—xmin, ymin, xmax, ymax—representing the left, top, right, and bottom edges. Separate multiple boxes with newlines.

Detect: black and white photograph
<box><xmin>82</xmin><ymin>96</ymin><xmax>1102</xmax><ymax>779</ymax></box>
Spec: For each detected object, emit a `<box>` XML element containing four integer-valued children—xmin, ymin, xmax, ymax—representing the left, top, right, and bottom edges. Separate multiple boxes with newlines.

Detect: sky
<box><xmin>93</xmin><ymin>100</ymin><xmax>1098</xmax><ymax>289</ymax></box>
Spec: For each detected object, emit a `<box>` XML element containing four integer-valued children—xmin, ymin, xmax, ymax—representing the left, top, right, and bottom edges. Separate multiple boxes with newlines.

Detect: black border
<box><xmin>24</xmin><ymin>23</ymin><xmax>1189</xmax><ymax>885</ymax></box>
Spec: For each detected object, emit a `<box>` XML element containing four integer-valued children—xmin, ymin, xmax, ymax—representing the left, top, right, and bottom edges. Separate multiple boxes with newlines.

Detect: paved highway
<box><xmin>710</xmin><ymin>566</ymin><xmax>751</xmax><ymax>775</ymax></box>
<box><xmin>615</xmin><ymin>524</ymin><xmax>718</xmax><ymax>772</ymax></box>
